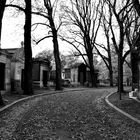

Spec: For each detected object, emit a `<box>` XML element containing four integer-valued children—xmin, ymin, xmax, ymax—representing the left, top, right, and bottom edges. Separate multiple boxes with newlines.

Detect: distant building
<box><xmin>0</xmin><ymin>49</ymin><xmax>11</xmax><ymax>93</ymax></box>
<box><xmin>2</xmin><ymin>46</ymin><xmax>51</xmax><ymax>93</ymax></box>
<box><xmin>62</xmin><ymin>63</ymin><xmax>98</xmax><ymax>87</ymax></box>
<box><xmin>32</xmin><ymin>58</ymin><xmax>51</xmax><ymax>88</ymax></box>
<box><xmin>3</xmin><ymin>47</ymin><xmax>24</xmax><ymax>92</ymax></box>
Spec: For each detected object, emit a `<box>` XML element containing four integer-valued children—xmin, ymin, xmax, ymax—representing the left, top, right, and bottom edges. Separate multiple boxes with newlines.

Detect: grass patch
<box><xmin>108</xmin><ymin>92</ymin><xmax>140</xmax><ymax>120</ymax></box>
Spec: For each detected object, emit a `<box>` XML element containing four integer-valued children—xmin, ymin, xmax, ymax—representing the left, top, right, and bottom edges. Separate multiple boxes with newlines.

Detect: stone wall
<box><xmin>11</xmin><ymin>61</ymin><xmax>24</xmax><ymax>92</ymax></box>
<box><xmin>71</xmin><ymin>68</ymin><xmax>79</xmax><ymax>86</ymax></box>
<box><xmin>0</xmin><ymin>52</ymin><xmax>11</xmax><ymax>94</ymax></box>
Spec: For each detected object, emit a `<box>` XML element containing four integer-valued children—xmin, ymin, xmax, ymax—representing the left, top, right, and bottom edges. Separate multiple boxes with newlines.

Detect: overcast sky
<box><xmin>1</xmin><ymin>3</ymin><xmax>109</xmax><ymax>58</ymax></box>
<box><xmin>1</xmin><ymin>8</ymin><xmax>72</xmax><ymax>57</ymax></box>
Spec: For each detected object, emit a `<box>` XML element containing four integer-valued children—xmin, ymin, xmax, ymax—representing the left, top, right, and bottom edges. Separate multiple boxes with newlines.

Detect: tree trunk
<box><xmin>108</xmin><ymin>52</ymin><xmax>114</xmax><ymax>87</ymax></box>
<box><xmin>0</xmin><ymin>0</ymin><xmax>6</xmax><ymax>42</ymax></box>
<box><xmin>109</xmin><ymin>69</ymin><xmax>114</xmax><ymax>87</ymax></box>
<box><xmin>89</xmin><ymin>66</ymin><xmax>96</xmax><ymax>87</ymax></box>
<box><xmin>23</xmin><ymin>0</ymin><xmax>33</xmax><ymax>95</ymax></box>
<box><xmin>118</xmin><ymin>53</ymin><xmax>124</xmax><ymax>100</ymax></box>
<box><xmin>88</xmin><ymin>52</ymin><xmax>97</xmax><ymax>87</ymax></box>
<box><xmin>132</xmin><ymin>0</ymin><xmax>140</xmax><ymax>17</ymax></box>
<box><xmin>131</xmin><ymin>51</ymin><xmax>139</xmax><ymax>90</ymax></box>
<box><xmin>47</xmin><ymin>8</ymin><xmax>62</xmax><ymax>90</ymax></box>
<box><xmin>0</xmin><ymin>0</ymin><xmax>6</xmax><ymax>105</ymax></box>
<box><xmin>116</xmin><ymin>20</ymin><xmax>124</xmax><ymax>99</ymax></box>
<box><xmin>53</xmin><ymin>35</ymin><xmax>62</xmax><ymax>90</ymax></box>
<box><xmin>107</xmin><ymin>36</ymin><xmax>114</xmax><ymax>87</ymax></box>
<box><xmin>84</xmin><ymin>33</ymin><xmax>97</xmax><ymax>87</ymax></box>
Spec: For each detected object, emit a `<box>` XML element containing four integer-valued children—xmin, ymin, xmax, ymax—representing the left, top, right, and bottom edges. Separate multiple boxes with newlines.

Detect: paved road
<box><xmin>0</xmin><ymin>88</ymin><xmax>124</xmax><ymax>140</ymax></box>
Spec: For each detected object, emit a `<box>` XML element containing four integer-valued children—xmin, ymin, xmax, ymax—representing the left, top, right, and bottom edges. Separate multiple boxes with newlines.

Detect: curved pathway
<box><xmin>0</xmin><ymin>88</ymin><xmax>140</xmax><ymax>139</ymax></box>
<box><xmin>12</xmin><ymin>89</ymin><xmax>108</xmax><ymax>140</ymax></box>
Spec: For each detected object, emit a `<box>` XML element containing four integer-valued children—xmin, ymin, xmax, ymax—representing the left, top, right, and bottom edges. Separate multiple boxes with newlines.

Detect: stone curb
<box><xmin>133</xmin><ymin>98</ymin><xmax>140</xmax><ymax>103</ymax></box>
<box><xmin>0</xmin><ymin>91</ymin><xmax>58</xmax><ymax>113</ymax></box>
<box><xmin>105</xmin><ymin>92</ymin><xmax>140</xmax><ymax>124</ymax></box>
<box><xmin>0</xmin><ymin>88</ymin><xmax>86</xmax><ymax>113</ymax></box>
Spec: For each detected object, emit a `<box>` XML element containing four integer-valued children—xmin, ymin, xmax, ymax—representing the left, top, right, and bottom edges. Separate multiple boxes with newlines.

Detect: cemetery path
<box><xmin>0</xmin><ymin>88</ymin><xmax>140</xmax><ymax>139</ymax></box>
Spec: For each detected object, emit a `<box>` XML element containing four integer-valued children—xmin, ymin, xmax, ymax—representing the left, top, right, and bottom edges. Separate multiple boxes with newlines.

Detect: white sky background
<box><xmin>1</xmin><ymin>9</ymin><xmax>24</xmax><ymax>49</ymax></box>
<box><xmin>1</xmin><ymin>0</ymin><xmax>130</xmax><ymax>60</ymax></box>
<box><xmin>1</xmin><ymin>7</ymin><xmax>73</xmax><ymax>57</ymax></box>
<box><xmin>1</xmin><ymin>0</ymin><xmax>120</xmax><ymax>59</ymax></box>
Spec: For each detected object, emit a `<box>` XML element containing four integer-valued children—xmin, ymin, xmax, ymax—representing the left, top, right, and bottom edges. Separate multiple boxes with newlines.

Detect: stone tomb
<box><xmin>0</xmin><ymin>50</ymin><xmax>11</xmax><ymax>93</ymax></box>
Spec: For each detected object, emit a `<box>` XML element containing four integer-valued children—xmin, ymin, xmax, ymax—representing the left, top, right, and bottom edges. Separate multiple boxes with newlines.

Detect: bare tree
<box><xmin>125</xmin><ymin>9</ymin><xmax>140</xmax><ymax>90</ymax></box>
<box><xmin>31</xmin><ymin>0</ymin><xmax>62</xmax><ymax>90</ymax></box>
<box><xmin>61</xmin><ymin>0</ymin><xmax>104</xmax><ymax>87</ymax></box>
<box><xmin>106</xmin><ymin>0</ymin><xmax>132</xmax><ymax>99</ymax></box>
<box><xmin>95</xmin><ymin>6</ymin><xmax>114</xmax><ymax>87</ymax></box>
<box><xmin>43</xmin><ymin>0</ymin><xmax>62</xmax><ymax>90</ymax></box>
<box><xmin>6</xmin><ymin>0</ymin><xmax>63</xmax><ymax>90</ymax></box>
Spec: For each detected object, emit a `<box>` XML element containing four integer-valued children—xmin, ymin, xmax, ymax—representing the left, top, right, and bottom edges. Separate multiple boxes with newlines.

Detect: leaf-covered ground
<box><xmin>0</xmin><ymin>88</ymin><xmax>140</xmax><ymax>140</ymax></box>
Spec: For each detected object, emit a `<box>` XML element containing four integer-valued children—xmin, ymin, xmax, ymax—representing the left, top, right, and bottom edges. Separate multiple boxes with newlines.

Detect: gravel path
<box><xmin>0</xmin><ymin>88</ymin><xmax>140</xmax><ymax>139</ymax></box>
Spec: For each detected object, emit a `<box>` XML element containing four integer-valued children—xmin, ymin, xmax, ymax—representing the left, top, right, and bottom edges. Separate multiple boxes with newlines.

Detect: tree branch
<box><xmin>60</xmin><ymin>36</ymin><xmax>88</xmax><ymax>66</ymax></box>
<box><xmin>32</xmin><ymin>22</ymin><xmax>50</xmax><ymax>28</ymax></box>
<box><xmin>32</xmin><ymin>11</ymin><xmax>49</xmax><ymax>19</ymax></box>
<box><xmin>95</xmin><ymin>45</ymin><xmax>109</xmax><ymax>69</ymax></box>
<box><xmin>5</xmin><ymin>4</ymin><xmax>25</xmax><ymax>12</ymax></box>
<box><xmin>36</xmin><ymin>35</ymin><xmax>53</xmax><ymax>44</ymax></box>
<box><xmin>122</xmin><ymin>50</ymin><xmax>131</xmax><ymax>64</ymax></box>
